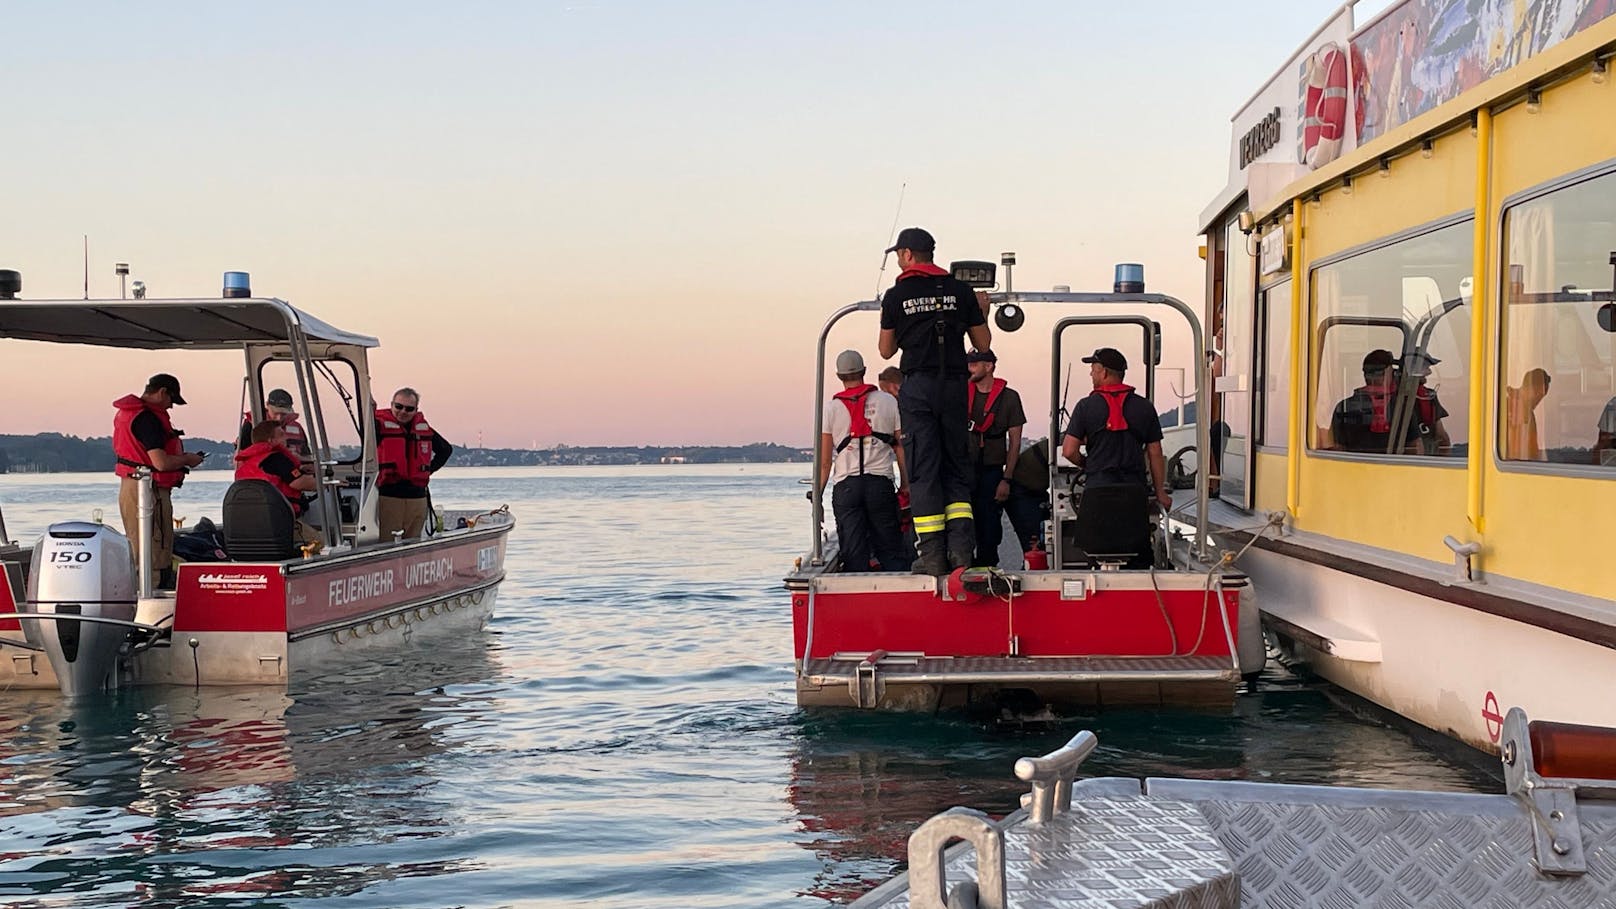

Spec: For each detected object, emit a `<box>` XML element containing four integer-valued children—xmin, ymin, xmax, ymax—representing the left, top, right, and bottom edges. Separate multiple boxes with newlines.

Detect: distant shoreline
<box><xmin>0</xmin><ymin>433</ymin><xmax>810</xmax><ymax>474</ymax></box>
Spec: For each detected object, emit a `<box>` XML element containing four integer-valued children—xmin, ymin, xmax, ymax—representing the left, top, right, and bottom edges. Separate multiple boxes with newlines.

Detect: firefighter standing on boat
<box><xmin>877</xmin><ymin>227</ymin><xmax>991</xmax><ymax>576</ymax></box>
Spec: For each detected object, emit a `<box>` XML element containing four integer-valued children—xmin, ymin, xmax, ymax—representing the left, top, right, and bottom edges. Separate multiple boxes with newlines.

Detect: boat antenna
<box><xmin>82</xmin><ymin>235</ymin><xmax>89</xmax><ymax>300</ymax></box>
<box><xmin>872</xmin><ymin>182</ymin><xmax>907</xmax><ymax>302</ymax></box>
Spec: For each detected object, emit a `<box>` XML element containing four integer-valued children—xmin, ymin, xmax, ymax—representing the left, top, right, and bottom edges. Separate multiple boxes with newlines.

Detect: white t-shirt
<box><xmin>823</xmin><ymin>388</ymin><xmax>901</xmax><ymax>485</ymax></box>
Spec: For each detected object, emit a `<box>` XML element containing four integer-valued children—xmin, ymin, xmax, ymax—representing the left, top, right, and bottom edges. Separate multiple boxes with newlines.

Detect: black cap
<box><xmin>266</xmin><ymin>388</ymin><xmax>294</xmax><ymax>408</ymax></box>
<box><xmin>966</xmin><ymin>349</ymin><xmax>996</xmax><ymax>363</ymax></box>
<box><xmin>885</xmin><ymin>226</ymin><xmax>935</xmax><ymax>255</ymax></box>
<box><xmin>146</xmin><ymin>373</ymin><xmax>187</xmax><ymax>405</ymax></box>
<box><xmin>1082</xmin><ymin>348</ymin><xmax>1128</xmax><ymax>373</ymax></box>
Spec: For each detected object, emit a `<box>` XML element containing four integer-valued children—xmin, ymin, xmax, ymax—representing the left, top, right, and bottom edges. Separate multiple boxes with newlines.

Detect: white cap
<box><xmin>835</xmin><ymin>350</ymin><xmax>865</xmax><ymax>375</ymax></box>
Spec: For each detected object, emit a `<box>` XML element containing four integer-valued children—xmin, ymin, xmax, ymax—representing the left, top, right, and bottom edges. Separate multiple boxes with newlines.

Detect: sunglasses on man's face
<box><xmin>392</xmin><ymin>403</ymin><xmax>417</xmax><ymax>413</ymax></box>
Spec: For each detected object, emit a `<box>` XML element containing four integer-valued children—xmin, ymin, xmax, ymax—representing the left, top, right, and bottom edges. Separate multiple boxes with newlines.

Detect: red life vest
<box><xmin>234</xmin><ymin>442</ymin><xmax>305</xmax><ymax>515</ymax></box>
<box><xmin>832</xmin><ymin>384</ymin><xmax>897</xmax><ymax>476</ymax></box>
<box><xmin>112</xmin><ymin>395</ymin><xmax>187</xmax><ymax>489</ymax></box>
<box><xmin>375</xmin><ymin>408</ymin><xmax>436</xmax><ymax>487</ymax></box>
<box><xmin>1095</xmin><ymin>383</ymin><xmax>1136</xmax><ymax>431</ymax></box>
<box><xmin>967</xmin><ymin>378</ymin><xmax>1008</xmax><ymax>434</ymax></box>
<box><xmin>245</xmin><ymin>410</ymin><xmax>310</xmax><ymax>458</ymax></box>
<box><xmin>1357</xmin><ymin>384</ymin><xmax>1392</xmax><ymax>433</ymax></box>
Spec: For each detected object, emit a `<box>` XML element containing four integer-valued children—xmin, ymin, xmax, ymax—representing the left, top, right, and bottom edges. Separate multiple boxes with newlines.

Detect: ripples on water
<box><xmin>0</xmin><ymin>466</ymin><xmax>1501</xmax><ymax>907</ymax></box>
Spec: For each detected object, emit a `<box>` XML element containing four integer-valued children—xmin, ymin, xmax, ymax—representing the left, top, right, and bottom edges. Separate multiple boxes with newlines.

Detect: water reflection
<box><xmin>0</xmin><ymin>639</ymin><xmax>503</xmax><ymax>905</ymax></box>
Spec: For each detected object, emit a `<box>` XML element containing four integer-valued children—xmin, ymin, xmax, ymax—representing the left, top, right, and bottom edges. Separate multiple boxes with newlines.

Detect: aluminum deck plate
<box><xmin>853</xmin><ymin>779</ymin><xmax>1616</xmax><ymax>908</ymax></box>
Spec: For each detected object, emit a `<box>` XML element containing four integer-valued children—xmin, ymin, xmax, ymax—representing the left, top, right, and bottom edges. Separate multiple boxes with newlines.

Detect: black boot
<box><xmin>946</xmin><ymin>518</ymin><xmax>975</xmax><ymax>570</ymax></box>
<box><xmin>910</xmin><ymin>534</ymin><xmax>948</xmax><ymax>576</ymax></box>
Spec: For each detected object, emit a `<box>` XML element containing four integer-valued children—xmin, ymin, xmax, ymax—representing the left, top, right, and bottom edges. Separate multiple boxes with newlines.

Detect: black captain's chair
<box><xmin>222</xmin><ymin>480</ymin><xmax>298</xmax><ymax>561</ymax></box>
<box><xmin>1070</xmin><ymin>484</ymin><xmax>1154</xmax><ymax>569</ymax></box>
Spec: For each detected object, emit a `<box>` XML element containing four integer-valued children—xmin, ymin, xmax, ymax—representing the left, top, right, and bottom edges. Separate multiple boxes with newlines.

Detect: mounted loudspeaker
<box><xmin>995</xmin><ymin>303</ymin><xmax>1025</xmax><ymax>333</ymax></box>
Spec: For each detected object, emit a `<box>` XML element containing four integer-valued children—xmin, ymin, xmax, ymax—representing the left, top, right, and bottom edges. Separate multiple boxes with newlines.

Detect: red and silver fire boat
<box><xmin>0</xmin><ymin>277</ymin><xmax>513</xmax><ymax>694</ymax></box>
<box><xmin>788</xmin><ymin>262</ymin><xmax>1263</xmax><ymax>710</ymax></box>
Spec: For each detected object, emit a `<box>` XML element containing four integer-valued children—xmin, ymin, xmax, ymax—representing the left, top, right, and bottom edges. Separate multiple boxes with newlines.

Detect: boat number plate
<box><xmin>1060</xmin><ymin>579</ymin><xmax>1087</xmax><ymax>600</ymax></box>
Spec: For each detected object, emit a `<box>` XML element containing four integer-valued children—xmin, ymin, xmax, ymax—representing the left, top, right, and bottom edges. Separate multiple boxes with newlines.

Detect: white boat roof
<box><xmin>0</xmin><ymin>297</ymin><xmax>379</xmax><ymax>350</ymax></box>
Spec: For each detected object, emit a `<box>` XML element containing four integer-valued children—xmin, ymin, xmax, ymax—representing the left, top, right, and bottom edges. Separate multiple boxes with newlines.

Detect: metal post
<box><xmin>135</xmin><ymin>468</ymin><xmax>155</xmax><ymax>598</ymax></box>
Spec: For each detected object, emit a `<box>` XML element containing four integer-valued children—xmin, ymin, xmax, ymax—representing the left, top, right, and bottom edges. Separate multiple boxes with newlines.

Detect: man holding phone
<box><xmin>112</xmin><ymin>373</ymin><xmax>206</xmax><ymax>588</ymax></box>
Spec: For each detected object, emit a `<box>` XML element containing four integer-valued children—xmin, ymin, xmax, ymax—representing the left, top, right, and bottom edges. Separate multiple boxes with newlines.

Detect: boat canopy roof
<box><xmin>0</xmin><ymin>298</ymin><xmax>378</xmax><ymax>351</ymax></box>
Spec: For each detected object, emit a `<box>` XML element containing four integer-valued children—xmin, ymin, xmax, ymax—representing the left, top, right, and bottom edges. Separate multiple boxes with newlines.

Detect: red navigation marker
<box><xmin>1482</xmin><ymin>691</ymin><xmax>1504</xmax><ymax>742</ymax></box>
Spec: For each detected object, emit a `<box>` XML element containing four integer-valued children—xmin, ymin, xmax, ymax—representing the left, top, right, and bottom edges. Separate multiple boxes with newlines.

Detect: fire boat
<box><xmin>788</xmin><ymin>260</ymin><xmax>1264</xmax><ymax>711</ymax></box>
<box><xmin>0</xmin><ymin>268</ymin><xmax>513</xmax><ymax>695</ymax></box>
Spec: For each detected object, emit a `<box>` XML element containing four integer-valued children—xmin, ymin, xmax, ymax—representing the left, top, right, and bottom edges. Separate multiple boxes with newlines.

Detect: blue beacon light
<box><xmin>1114</xmin><ymin>263</ymin><xmax>1145</xmax><ymax>294</ymax></box>
<box><xmin>222</xmin><ymin>271</ymin><xmax>252</xmax><ymax>298</ymax></box>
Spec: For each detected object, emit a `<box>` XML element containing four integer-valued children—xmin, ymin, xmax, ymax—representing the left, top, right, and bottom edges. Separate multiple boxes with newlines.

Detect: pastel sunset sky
<box><xmin>4</xmin><ymin>1</ymin><xmax>1387</xmax><ymax>448</ymax></box>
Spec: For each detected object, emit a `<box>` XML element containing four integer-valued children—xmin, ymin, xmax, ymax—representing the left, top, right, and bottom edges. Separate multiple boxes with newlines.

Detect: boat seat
<box><xmin>1069</xmin><ymin>485</ymin><xmax>1153</xmax><ymax>569</ymax></box>
<box><xmin>221</xmin><ymin>480</ymin><xmax>298</xmax><ymax>561</ymax></box>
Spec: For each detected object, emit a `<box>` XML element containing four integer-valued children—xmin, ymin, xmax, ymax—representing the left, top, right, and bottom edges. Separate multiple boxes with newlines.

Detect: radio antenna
<box><xmin>872</xmin><ymin>182</ymin><xmax>907</xmax><ymax>302</ymax></box>
<box><xmin>83</xmin><ymin>235</ymin><xmax>89</xmax><ymax>300</ymax></box>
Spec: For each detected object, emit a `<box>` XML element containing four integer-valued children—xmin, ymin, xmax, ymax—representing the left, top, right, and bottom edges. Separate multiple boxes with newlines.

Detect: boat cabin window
<box><xmin>1256</xmin><ymin>278</ymin><xmax>1291</xmax><ymax>450</ymax></box>
<box><xmin>1309</xmin><ymin>218</ymin><xmax>1473</xmax><ymax>459</ymax></box>
<box><xmin>256</xmin><ymin>359</ymin><xmax>365</xmax><ymax>464</ymax></box>
<box><xmin>1500</xmin><ymin>168</ymin><xmax>1616</xmax><ymax>470</ymax></box>
<box><xmin>1215</xmin><ymin>219</ymin><xmax>1255</xmax><ymax>502</ymax></box>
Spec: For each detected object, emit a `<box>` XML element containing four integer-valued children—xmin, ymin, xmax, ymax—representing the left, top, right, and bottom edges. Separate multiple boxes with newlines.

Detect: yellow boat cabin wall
<box><xmin>1203</xmin><ymin>8</ymin><xmax>1616</xmax><ymax>599</ymax></box>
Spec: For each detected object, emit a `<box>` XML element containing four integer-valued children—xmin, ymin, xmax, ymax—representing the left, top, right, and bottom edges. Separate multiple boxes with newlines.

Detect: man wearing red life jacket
<box><xmin>1329</xmin><ymin>349</ymin><xmax>1419</xmax><ymax>453</ymax></box>
<box><xmin>877</xmin><ymin>227</ymin><xmax>992</xmax><ymax>576</ymax></box>
<box><xmin>1060</xmin><ymin>349</ymin><xmax>1170</xmax><ymax>569</ymax></box>
<box><xmin>374</xmin><ymin>387</ymin><xmax>454</xmax><ymax>540</ymax></box>
<box><xmin>112</xmin><ymin>373</ymin><xmax>206</xmax><ymax>588</ymax></box>
<box><xmin>235</xmin><ymin>420</ymin><xmax>320</xmax><ymax>545</ymax></box>
<box><xmin>818</xmin><ymin>350</ymin><xmax>910</xmax><ymax>571</ymax></box>
<box><xmin>964</xmin><ymin>349</ymin><xmax>1026</xmax><ymax>567</ymax></box>
<box><xmin>238</xmin><ymin>388</ymin><xmax>310</xmax><ymax>463</ymax></box>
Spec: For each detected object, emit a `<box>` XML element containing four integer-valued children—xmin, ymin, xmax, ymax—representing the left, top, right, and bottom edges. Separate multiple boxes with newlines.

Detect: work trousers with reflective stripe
<box><xmin>898</xmin><ymin>371</ymin><xmax>973</xmax><ymax>537</ymax></box>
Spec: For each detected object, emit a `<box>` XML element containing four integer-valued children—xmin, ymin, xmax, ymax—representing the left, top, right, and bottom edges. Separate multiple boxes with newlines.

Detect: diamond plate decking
<box><xmin>853</xmin><ymin>779</ymin><xmax>1616</xmax><ymax>908</ymax></box>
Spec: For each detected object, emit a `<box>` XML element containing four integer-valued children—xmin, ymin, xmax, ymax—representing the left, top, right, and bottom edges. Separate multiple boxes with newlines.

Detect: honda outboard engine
<box><xmin>22</xmin><ymin>522</ymin><xmax>136</xmax><ymax>696</ymax></box>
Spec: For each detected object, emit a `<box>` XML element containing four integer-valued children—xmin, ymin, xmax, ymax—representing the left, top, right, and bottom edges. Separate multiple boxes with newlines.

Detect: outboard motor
<box><xmin>22</xmin><ymin>522</ymin><xmax>136</xmax><ymax>696</ymax></box>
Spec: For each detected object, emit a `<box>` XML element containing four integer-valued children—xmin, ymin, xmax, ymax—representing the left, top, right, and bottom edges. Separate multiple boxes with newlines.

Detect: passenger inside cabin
<box><xmin>1405</xmin><ymin>352</ymin><xmax>1451</xmax><ymax>455</ymax></box>
<box><xmin>1594</xmin><ymin>394</ymin><xmax>1616</xmax><ymax>465</ymax></box>
<box><xmin>1504</xmin><ymin>368</ymin><xmax>1552</xmax><ymax>461</ymax></box>
<box><xmin>1329</xmin><ymin>349</ymin><xmax>1419</xmax><ymax>453</ymax></box>
<box><xmin>235</xmin><ymin>420</ymin><xmax>320</xmax><ymax>545</ymax></box>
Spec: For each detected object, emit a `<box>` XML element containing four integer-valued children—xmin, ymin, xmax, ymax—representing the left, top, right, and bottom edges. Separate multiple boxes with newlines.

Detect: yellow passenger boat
<box><xmin>1198</xmin><ymin>0</ymin><xmax>1616</xmax><ymax>753</ymax></box>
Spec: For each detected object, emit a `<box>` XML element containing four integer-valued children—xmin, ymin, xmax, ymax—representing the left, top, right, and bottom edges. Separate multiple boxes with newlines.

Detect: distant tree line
<box><xmin>0</xmin><ymin>434</ymin><xmax>808</xmax><ymax>473</ymax></box>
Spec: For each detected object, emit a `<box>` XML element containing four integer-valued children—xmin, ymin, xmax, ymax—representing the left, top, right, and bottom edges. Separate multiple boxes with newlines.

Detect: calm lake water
<box><xmin>0</xmin><ymin>465</ymin><xmax>1501</xmax><ymax>908</ymax></box>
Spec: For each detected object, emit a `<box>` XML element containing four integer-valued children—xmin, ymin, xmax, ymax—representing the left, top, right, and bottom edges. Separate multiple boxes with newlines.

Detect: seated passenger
<box><xmin>234</xmin><ymin>419</ymin><xmax>320</xmax><ymax>545</ymax></box>
<box><xmin>1329</xmin><ymin>349</ymin><xmax>1418</xmax><ymax>453</ymax></box>
<box><xmin>1060</xmin><ymin>348</ymin><xmax>1170</xmax><ymax>568</ymax></box>
<box><xmin>1595</xmin><ymin>394</ymin><xmax>1616</xmax><ymax>465</ymax></box>
<box><xmin>1504</xmin><ymin>368</ymin><xmax>1552</xmax><ymax>461</ymax></box>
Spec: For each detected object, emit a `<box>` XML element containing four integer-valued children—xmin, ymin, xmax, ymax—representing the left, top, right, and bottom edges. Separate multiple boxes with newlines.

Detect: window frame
<box><xmin>254</xmin><ymin>356</ymin><xmax>368</xmax><ymax>467</ymax></box>
<box><xmin>1254</xmin><ymin>274</ymin><xmax>1292</xmax><ymax>454</ymax></box>
<box><xmin>1305</xmin><ymin>209</ymin><xmax>1474</xmax><ymax>468</ymax></box>
<box><xmin>1493</xmin><ymin>156</ymin><xmax>1616</xmax><ymax>481</ymax></box>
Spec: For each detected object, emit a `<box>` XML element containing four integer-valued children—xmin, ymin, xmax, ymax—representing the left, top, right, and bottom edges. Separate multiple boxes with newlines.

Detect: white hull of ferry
<box><xmin>1244</xmin><ymin>546</ymin><xmax>1616</xmax><ymax>753</ymax></box>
